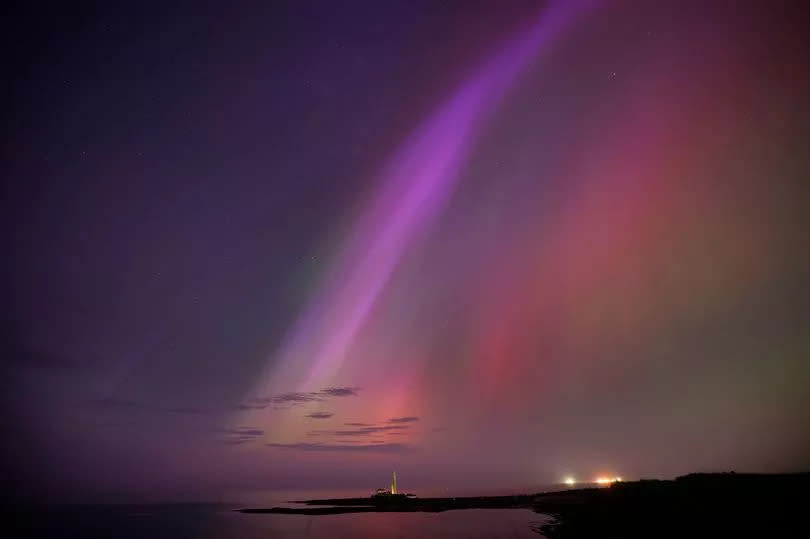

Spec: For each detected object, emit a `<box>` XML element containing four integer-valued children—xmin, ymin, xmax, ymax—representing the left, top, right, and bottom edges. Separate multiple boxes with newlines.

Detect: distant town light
<box><xmin>563</xmin><ymin>476</ymin><xmax>576</xmax><ymax>486</ymax></box>
<box><xmin>594</xmin><ymin>476</ymin><xmax>623</xmax><ymax>485</ymax></box>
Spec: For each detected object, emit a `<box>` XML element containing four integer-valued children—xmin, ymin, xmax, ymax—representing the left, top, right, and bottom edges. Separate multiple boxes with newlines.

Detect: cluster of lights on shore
<box><xmin>563</xmin><ymin>476</ymin><xmax>623</xmax><ymax>486</ymax></box>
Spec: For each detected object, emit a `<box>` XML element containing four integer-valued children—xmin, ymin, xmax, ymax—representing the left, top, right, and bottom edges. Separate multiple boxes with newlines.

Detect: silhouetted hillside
<box><xmin>535</xmin><ymin>472</ymin><xmax>810</xmax><ymax>538</ymax></box>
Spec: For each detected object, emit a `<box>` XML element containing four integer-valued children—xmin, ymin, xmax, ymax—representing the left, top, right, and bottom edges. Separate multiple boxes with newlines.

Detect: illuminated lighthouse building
<box><xmin>374</xmin><ymin>471</ymin><xmax>399</xmax><ymax>497</ymax></box>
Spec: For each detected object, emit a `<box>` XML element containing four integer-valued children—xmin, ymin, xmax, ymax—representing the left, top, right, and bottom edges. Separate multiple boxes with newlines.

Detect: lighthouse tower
<box><xmin>391</xmin><ymin>471</ymin><xmax>397</xmax><ymax>495</ymax></box>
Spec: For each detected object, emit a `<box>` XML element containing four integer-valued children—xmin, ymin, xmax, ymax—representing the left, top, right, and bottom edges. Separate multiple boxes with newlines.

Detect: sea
<box><xmin>12</xmin><ymin>489</ymin><xmax>555</xmax><ymax>538</ymax></box>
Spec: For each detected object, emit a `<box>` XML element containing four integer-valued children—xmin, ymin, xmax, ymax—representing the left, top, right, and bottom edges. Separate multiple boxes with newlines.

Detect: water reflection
<box><xmin>221</xmin><ymin>509</ymin><xmax>552</xmax><ymax>538</ymax></box>
<box><xmin>20</xmin><ymin>504</ymin><xmax>552</xmax><ymax>538</ymax></box>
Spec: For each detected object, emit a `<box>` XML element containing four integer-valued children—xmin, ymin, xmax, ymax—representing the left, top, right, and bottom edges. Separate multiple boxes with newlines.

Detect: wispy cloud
<box><xmin>344</xmin><ymin>422</ymin><xmax>372</xmax><ymax>427</ymax></box>
<box><xmin>264</xmin><ymin>392</ymin><xmax>325</xmax><ymax>404</ymax></box>
<box><xmin>267</xmin><ymin>442</ymin><xmax>412</xmax><ymax>453</ymax></box>
<box><xmin>237</xmin><ymin>386</ymin><xmax>363</xmax><ymax>412</ymax></box>
<box><xmin>222</xmin><ymin>426</ymin><xmax>264</xmax><ymax>445</ymax></box>
<box><xmin>236</xmin><ymin>403</ymin><xmax>268</xmax><ymax>410</ymax></box>
<box><xmin>329</xmin><ymin>430</ymin><xmax>377</xmax><ymax>436</ymax></box>
<box><xmin>318</xmin><ymin>387</ymin><xmax>362</xmax><ymax>397</ymax></box>
<box><xmin>309</xmin><ymin>425</ymin><xmax>410</xmax><ymax>437</ymax></box>
<box><xmin>306</xmin><ymin>411</ymin><xmax>334</xmax><ymax>419</ymax></box>
<box><xmin>227</xmin><ymin>427</ymin><xmax>264</xmax><ymax>436</ymax></box>
<box><xmin>388</xmin><ymin>416</ymin><xmax>419</xmax><ymax>423</ymax></box>
<box><xmin>223</xmin><ymin>437</ymin><xmax>256</xmax><ymax>445</ymax></box>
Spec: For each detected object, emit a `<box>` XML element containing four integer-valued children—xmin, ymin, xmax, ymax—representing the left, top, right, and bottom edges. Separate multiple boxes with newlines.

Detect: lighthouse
<box><xmin>373</xmin><ymin>471</ymin><xmax>402</xmax><ymax>497</ymax></box>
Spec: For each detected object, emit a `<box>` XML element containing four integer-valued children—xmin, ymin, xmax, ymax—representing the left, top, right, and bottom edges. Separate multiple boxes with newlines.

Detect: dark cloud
<box><xmin>236</xmin><ymin>403</ymin><xmax>267</xmax><ymax>410</ymax></box>
<box><xmin>269</xmin><ymin>392</ymin><xmax>325</xmax><ymax>404</ymax></box>
<box><xmin>239</xmin><ymin>387</ymin><xmax>361</xmax><ymax>411</ymax></box>
<box><xmin>309</xmin><ymin>425</ymin><xmax>410</xmax><ymax>437</ymax></box>
<box><xmin>344</xmin><ymin>422</ymin><xmax>372</xmax><ymax>426</ymax></box>
<box><xmin>248</xmin><ymin>386</ymin><xmax>361</xmax><ymax>407</ymax></box>
<box><xmin>305</xmin><ymin>411</ymin><xmax>334</xmax><ymax>419</ymax></box>
<box><xmin>226</xmin><ymin>427</ymin><xmax>264</xmax><ymax>437</ymax></box>
<box><xmin>388</xmin><ymin>416</ymin><xmax>419</xmax><ymax>423</ymax></box>
<box><xmin>266</xmin><ymin>442</ymin><xmax>412</xmax><ymax>453</ymax></box>
<box><xmin>222</xmin><ymin>438</ymin><xmax>256</xmax><ymax>445</ymax></box>
<box><xmin>317</xmin><ymin>387</ymin><xmax>362</xmax><ymax>397</ymax></box>
<box><xmin>222</xmin><ymin>426</ymin><xmax>263</xmax><ymax>445</ymax></box>
<box><xmin>250</xmin><ymin>392</ymin><xmax>324</xmax><ymax>405</ymax></box>
<box><xmin>330</xmin><ymin>430</ymin><xmax>376</xmax><ymax>436</ymax></box>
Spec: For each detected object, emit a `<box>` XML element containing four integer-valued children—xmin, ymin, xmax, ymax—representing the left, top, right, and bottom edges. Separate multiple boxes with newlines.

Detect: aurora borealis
<box><xmin>3</xmin><ymin>1</ymin><xmax>809</xmax><ymax>502</ymax></box>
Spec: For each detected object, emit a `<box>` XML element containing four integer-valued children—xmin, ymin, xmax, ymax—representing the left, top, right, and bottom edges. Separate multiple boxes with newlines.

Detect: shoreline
<box><xmin>238</xmin><ymin>472</ymin><xmax>810</xmax><ymax>537</ymax></box>
<box><xmin>237</xmin><ymin>483</ymin><xmax>609</xmax><ymax>515</ymax></box>
<box><xmin>238</xmin><ymin>492</ymin><xmax>548</xmax><ymax>515</ymax></box>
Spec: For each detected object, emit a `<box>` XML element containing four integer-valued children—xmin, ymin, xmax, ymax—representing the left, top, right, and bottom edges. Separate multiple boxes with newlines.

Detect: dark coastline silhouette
<box><xmin>239</xmin><ymin>472</ymin><xmax>810</xmax><ymax>537</ymax></box>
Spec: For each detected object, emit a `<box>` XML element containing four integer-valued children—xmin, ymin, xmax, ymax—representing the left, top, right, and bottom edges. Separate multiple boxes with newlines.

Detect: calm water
<box><xmin>15</xmin><ymin>504</ymin><xmax>553</xmax><ymax>538</ymax></box>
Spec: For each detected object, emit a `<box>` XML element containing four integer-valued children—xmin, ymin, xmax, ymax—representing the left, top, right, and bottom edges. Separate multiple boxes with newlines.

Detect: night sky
<box><xmin>3</xmin><ymin>1</ymin><xmax>809</xmax><ymax>503</ymax></box>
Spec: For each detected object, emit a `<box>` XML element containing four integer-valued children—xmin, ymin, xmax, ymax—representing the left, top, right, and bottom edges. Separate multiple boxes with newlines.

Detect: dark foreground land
<box><xmin>240</xmin><ymin>472</ymin><xmax>810</xmax><ymax>537</ymax></box>
<box><xmin>534</xmin><ymin>472</ymin><xmax>810</xmax><ymax>538</ymax></box>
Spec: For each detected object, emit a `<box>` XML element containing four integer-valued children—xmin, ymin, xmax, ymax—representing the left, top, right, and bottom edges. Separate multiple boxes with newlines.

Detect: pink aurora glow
<box><xmin>254</xmin><ymin>0</ymin><xmax>595</xmax><ymax>396</ymax></box>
